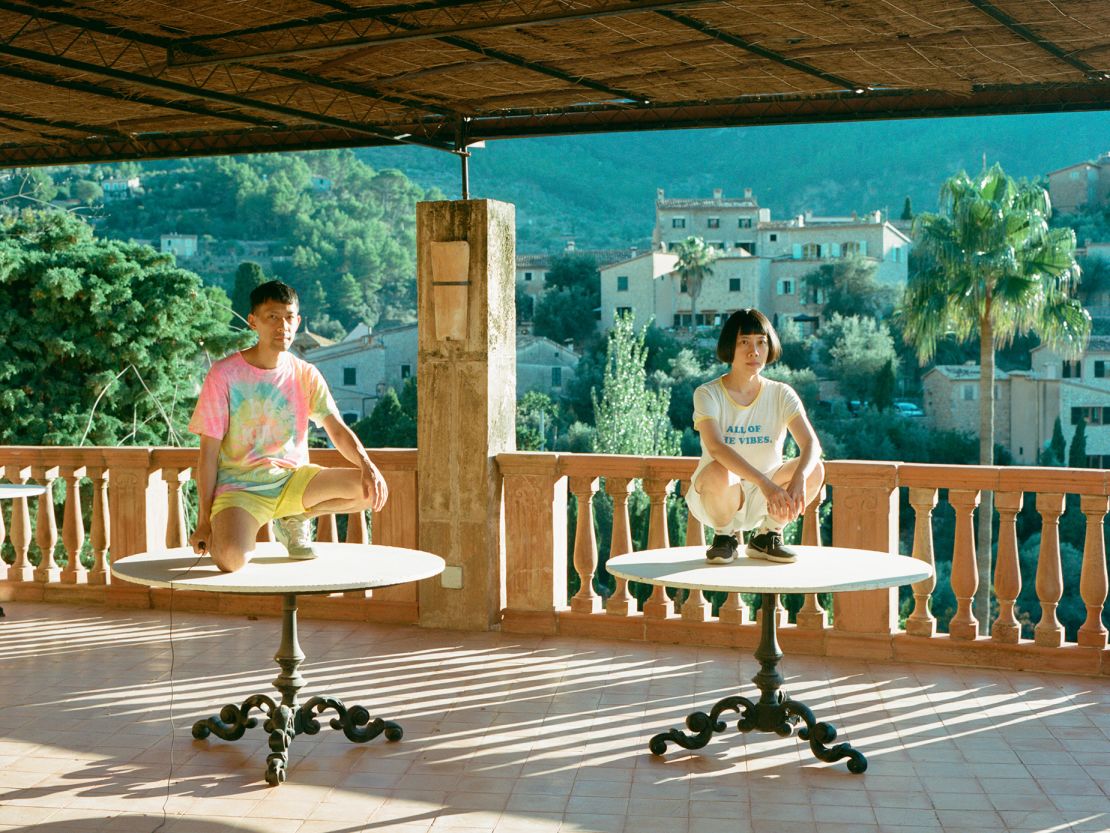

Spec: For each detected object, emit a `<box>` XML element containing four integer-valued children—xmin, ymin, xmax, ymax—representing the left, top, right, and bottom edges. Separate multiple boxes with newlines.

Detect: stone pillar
<box><xmin>416</xmin><ymin>199</ymin><xmax>516</xmax><ymax>631</ymax></box>
<box><xmin>106</xmin><ymin>449</ymin><xmax>167</xmax><ymax>608</ymax></box>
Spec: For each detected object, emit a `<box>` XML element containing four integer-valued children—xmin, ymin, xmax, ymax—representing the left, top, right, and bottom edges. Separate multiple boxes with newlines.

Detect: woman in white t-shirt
<box><xmin>686</xmin><ymin>308</ymin><xmax>825</xmax><ymax>564</ymax></box>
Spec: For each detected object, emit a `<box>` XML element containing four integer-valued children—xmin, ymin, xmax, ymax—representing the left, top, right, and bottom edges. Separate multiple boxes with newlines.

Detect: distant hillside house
<box><xmin>517</xmin><ymin>336</ymin><xmax>580</xmax><ymax>396</ymax></box>
<box><xmin>160</xmin><ymin>233</ymin><xmax>197</xmax><ymax>258</ymax></box>
<box><xmin>516</xmin><ymin>241</ymin><xmax>640</xmax><ymax>300</ymax></box>
<box><xmin>602</xmin><ymin>187</ymin><xmax>910</xmax><ymax>335</ymax></box>
<box><xmin>302</xmin><ymin>323</ymin><xmax>417</xmax><ymax>424</ymax></box>
<box><xmin>1047</xmin><ymin>152</ymin><xmax>1110</xmax><ymax>214</ymax></box>
<box><xmin>102</xmin><ymin>176</ymin><xmax>142</xmax><ymax>201</ymax></box>
<box><xmin>923</xmin><ymin>336</ymin><xmax>1110</xmax><ymax>467</ymax></box>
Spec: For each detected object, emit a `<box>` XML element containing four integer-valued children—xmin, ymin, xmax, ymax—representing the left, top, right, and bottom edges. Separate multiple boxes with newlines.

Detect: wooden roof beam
<box><xmin>655</xmin><ymin>11</ymin><xmax>866</xmax><ymax>92</ymax></box>
<box><xmin>165</xmin><ymin>0</ymin><xmax>713</xmax><ymax>67</ymax></box>
<box><xmin>0</xmin><ymin>42</ymin><xmax>455</xmax><ymax>151</ymax></box>
<box><xmin>962</xmin><ymin>0</ymin><xmax>1108</xmax><ymax>79</ymax></box>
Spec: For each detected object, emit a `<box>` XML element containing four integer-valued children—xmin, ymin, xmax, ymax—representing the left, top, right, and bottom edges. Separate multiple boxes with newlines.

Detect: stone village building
<box><xmin>591</xmin><ymin>187</ymin><xmax>911</xmax><ymax>333</ymax></box>
<box><xmin>1047</xmin><ymin>151</ymin><xmax>1110</xmax><ymax>214</ymax></box>
<box><xmin>922</xmin><ymin>336</ymin><xmax>1110</xmax><ymax>468</ymax></box>
<box><xmin>298</xmin><ymin>322</ymin><xmax>578</xmax><ymax>423</ymax></box>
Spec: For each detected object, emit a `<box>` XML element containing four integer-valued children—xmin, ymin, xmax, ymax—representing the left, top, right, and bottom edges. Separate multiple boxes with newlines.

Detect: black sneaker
<box><xmin>746</xmin><ymin>530</ymin><xmax>797</xmax><ymax>563</ymax></box>
<box><xmin>705</xmin><ymin>533</ymin><xmax>739</xmax><ymax>564</ymax></box>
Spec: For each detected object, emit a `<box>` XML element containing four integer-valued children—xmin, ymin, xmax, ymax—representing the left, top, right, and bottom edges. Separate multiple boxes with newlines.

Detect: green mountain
<box><xmin>357</xmin><ymin>111</ymin><xmax>1110</xmax><ymax>251</ymax></box>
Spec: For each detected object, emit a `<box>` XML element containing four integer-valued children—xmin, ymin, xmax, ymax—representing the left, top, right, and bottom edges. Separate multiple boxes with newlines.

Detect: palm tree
<box><xmin>672</xmin><ymin>236</ymin><xmax>716</xmax><ymax>331</ymax></box>
<box><xmin>901</xmin><ymin>164</ymin><xmax>1090</xmax><ymax>633</ymax></box>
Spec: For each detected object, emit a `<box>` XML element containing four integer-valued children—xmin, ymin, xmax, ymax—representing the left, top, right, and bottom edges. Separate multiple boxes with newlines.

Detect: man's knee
<box><xmin>211</xmin><ymin>545</ymin><xmax>250</xmax><ymax>573</ymax></box>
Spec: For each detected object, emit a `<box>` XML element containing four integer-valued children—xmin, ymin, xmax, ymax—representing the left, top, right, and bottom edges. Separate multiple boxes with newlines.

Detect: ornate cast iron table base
<box><xmin>191</xmin><ymin>593</ymin><xmax>401</xmax><ymax>785</ymax></box>
<box><xmin>648</xmin><ymin>592</ymin><xmax>867</xmax><ymax>774</ymax></box>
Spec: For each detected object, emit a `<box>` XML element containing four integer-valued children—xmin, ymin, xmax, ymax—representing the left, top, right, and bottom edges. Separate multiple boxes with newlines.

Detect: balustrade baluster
<box><xmin>87</xmin><ymin>466</ymin><xmax>109</xmax><ymax>584</ymax></box>
<box><xmin>1034</xmin><ymin>493</ymin><xmax>1065</xmax><ymax>648</ymax></box>
<box><xmin>569</xmin><ymin>476</ymin><xmax>601</xmax><ymax>614</ymax></box>
<box><xmin>797</xmin><ymin>484</ymin><xmax>827</xmax><ymax>630</ymax></box>
<box><xmin>947</xmin><ymin>489</ymin><xmax>980</xmax><ymax>640</ymax></box>
<box><xmin>717</xmin><ymin>592</ymin><xmax>751</xmax><ymax>625</ymax></box>
<box><xmin>61</xmin><ymin>467</ymin><xmax>87</xmax><ymax>584</ymax></box>
<box><xmin>905</xmin><ymin>487</ymin><xmax>938</xmax><ymax>637</ymax></box>
<box><xmin>1077</xmin><ymin>495</ymin><xmax>1109</xmax><ymax>649</ymax></box>
<box><xmin>4</xmin><ymin>468</ymin><xmax>32</xmax><ymax>582</ymax></box>
<box><xmin>315</xmin><ymin>514</ymin><xmax>339</xmax><ymax>542</ymax></box>
<box><xmin>678</xmin><ymin>478</ymin><xmax>709</xmax><ymax>620</ymax></box>
<box><xmin>345</xmin><ymin>511</ymin><xmax>368</xmax><ymax>544</ymax></box>
<box><xmin>33</xmin><ymin>467</ymin><xmax>60</xmax><ymax>584</ymax></box>
<box><xmin>163</xmin><ymin>468</ymin><xmax>190</xmax><ymax>549</ymax></box>
<box><xmin>642</xmin><ymin>477</ymin><xmax>674</xmax><ymax>619</ymax></box>
<box><xmin>990</xmin><ymin>491</ymin><xmax>1023</xmax><ymax>643</ymax></box>
<box><xmin>604</xmin><ymin>477</ymin><xmax>636</xmax><ymax>616</ymax></box>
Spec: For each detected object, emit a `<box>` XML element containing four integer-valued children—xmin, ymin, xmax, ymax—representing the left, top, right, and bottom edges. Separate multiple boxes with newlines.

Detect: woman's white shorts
<box><xmin>684</xmin><ymin>466</ymin><xmax>775</xmax><ymax>535</ymax></box>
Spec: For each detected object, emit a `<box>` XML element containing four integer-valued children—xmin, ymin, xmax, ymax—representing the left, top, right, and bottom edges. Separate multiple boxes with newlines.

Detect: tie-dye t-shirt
<box><xmin>188</xmin><ymin>351</ymin><xmax>340</xmax><ymax>498</ymax></box>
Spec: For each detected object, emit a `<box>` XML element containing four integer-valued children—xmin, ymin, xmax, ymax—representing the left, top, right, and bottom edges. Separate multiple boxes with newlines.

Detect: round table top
<box><xmin>606</xmin><ymin>545</ymin><xmax>931</xmax><ymax>594</ymax></box>
<box><xmin>0</xmin><ymin>484</ymin><xmax>47</xmax><ymax>500</ymax></box>
<box><xmin>111</xmin><ymin>543</ymin><xmax>445</xmax><ymax>594</ymax></box>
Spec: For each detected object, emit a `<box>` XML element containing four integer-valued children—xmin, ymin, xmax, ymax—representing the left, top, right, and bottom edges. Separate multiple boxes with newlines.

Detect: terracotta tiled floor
<box><xmin>1</xmin><ymin>601</ymin><xmax>1107</xmax><ymax>833</ymax></box>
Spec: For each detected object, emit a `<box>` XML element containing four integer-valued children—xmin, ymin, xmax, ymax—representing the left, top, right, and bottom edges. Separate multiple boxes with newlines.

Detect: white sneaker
<box><xmin>275</xmin><ymin>515</ymin><xmax>317</xmax><ymax>560</ymax></box>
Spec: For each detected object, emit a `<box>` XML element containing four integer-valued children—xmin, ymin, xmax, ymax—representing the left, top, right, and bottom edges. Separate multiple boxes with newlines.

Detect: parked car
<box><xmin>893</xmin><ymin>401</ymin><xmax>925</xmax><ymax>417</ymax></box>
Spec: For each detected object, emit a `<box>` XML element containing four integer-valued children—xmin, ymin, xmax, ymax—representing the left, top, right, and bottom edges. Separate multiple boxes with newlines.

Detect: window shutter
<box><xmin>792</xmin><ymin>243</ymin><xmax>802</xmax><ymax>259</ymax></box>
<box><xmin>831</xmin><ymin>242</ymin><xmax>841</xmax><ymax>258</ymax></box>
<box><xmin>859</xmin><ymin>240</ymin><xmax>868</xmax><ymax>256</ymax></box>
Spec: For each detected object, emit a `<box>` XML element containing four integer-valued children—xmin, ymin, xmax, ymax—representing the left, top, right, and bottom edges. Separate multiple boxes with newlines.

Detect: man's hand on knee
<box><xmin>359</xmin><ymin>460</ymin><xmax>388</xmax><ymax>512</ymax></box>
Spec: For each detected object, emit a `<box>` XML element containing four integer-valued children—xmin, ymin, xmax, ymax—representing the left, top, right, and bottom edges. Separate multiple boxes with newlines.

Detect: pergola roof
<box><xmin>0</xmin><ymin>0</ymin><xmax>1108</xmax><ymax>166</ymax></box>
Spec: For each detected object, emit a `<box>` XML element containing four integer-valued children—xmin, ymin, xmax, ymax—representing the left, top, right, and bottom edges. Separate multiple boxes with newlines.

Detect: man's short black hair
<box><xmin>716</xmin><ymin>308</ymin><xmax>782</xmax><ymax>365</ymax></box>
<box><xmin>250</xmin><ymin>280</ymin><xmax>299</xmax><ymax>312</ymax></box>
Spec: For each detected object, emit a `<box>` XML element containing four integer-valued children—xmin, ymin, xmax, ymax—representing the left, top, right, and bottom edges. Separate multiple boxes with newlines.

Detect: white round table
<box><xmin>113</xmin><ymin>543</ymin><xmax>444</xmax><ymax>785</ymax></box>
<box><xmin>607</xmin><ymin>545</ymin><xmax>931</xmax><ymax>774</ymax></box>
<box><xmin>0</xmin><ymin>483</ymin><xmax>47</xmax><ymax>500</ymax></box>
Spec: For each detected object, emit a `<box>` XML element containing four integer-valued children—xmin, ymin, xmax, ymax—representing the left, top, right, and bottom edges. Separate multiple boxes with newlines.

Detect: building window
<box><xmin>707</xmin><ymin>217</ymin><xmax>720</xmax><ymax>229</ymax></box>
<box><xmin>1071</xmin><ymin>406</ymin><xmax>1105</xmax><ymax>425</ymax></box>
<box><xmin>963</xmin><ymin>384</ymin><xmax>976</xmax><ymax>401</ymax></box>
<box><xmin>617</xmin><ymin>275</ymin><xmax>629</xmax><ymax>292</ymax></box>
<box><xmin>802</xmin><ymin>243</ymin><xmax>821</xmax><ymax>259</ymax></box>
<box><xmin>343</xmin><ymin>367</ymin><xmax>356</xmax><ymax>386</ymax></box>
<box><xmin>738</xmin><ymin>218</ymin><xmax>752</xmax><ymax>228</ymax></box>
<box><xmin>736</xmin><ymin>241</ymin><xmax>756</xmax><ymax>255</ymax></box>
<box><xmin>343</xmin><ymin>412</ymin><xmax>358</xmax><ymax>426</ymax></box>
<box><xmin>551</xmin><ymin>366</ymin><xmax>563</xmax><ymax>387</ymax></box>
<box><xmin>776</xmin><ymin>279</ymin><xmax>794</xmax><ymax>295</ymax></box>
<box><xmin>1095</xmin><ymin>360</ymin><xmax>1105</xmax><ymax>378</ymax></box>
<box><xmin>729</xmin><ymin>278</ymin><xmax>741</xmax><ymax>292</ymax></box>
<box><xmin>842</xmin><ymin>241</ymin><xmax>861</xmax><ymax>256</ymax></box>
<box><xmin>616</xmin><ymin>305</ymin><xmax>632</xmax><ymax>318</ymax></box>
<box><xmin>1063</xmin><ymin>360</ymin><xmax>1082</xmax><ymax>378</ymax></box>
<box><xmin>524</xmin><ymin>271</ymin><xmax>533</xmax><ymax>281</ymax></box>
<box><xmin>672</xmin><ymin>217</ymin><xmax>686</xmax><ymax>228</ymax></box>
<box><xmin>769</xmin><ymin>233</ymin><xmax>777</xmax><ymax>241</ymax></box>
<box><xmin>401</xmin><ymin>364</ymin><xmax>411</xmax><ymax>379</ymax></box>
<box><xmin>680</xmin><ymin>277</ymin><xmax>688</xmax><ymax>294</ymax></box>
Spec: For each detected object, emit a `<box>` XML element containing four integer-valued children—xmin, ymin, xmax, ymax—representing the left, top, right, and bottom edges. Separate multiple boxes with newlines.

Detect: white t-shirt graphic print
<box><xmin>690</xmin><ymin>376</ymin><xmax>805</xmax><ymax>484</ymax></box>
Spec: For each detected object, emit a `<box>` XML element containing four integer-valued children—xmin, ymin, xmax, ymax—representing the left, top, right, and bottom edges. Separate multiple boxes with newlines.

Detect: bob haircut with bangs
<box><xmin>716</xmin><ymin>308</ymin><xmax>782</xmax><ymax>365</ymax></box>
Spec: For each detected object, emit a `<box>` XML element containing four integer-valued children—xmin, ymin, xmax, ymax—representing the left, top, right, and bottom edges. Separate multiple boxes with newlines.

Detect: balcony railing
<box><xmin>1</xmin><ymin>446</ymin><xmax>1107</xmax><ymax>676</ymax></box>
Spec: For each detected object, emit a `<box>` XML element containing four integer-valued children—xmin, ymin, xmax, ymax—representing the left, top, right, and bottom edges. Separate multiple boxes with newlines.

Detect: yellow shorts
<box><xmin>210</xmin><ymin>465</ymin><xmax>323</xmax><ymax>527</ymax></box>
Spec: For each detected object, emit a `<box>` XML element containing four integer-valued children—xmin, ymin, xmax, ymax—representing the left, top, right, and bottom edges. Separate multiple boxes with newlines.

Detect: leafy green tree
<box><xmin>533</xmin><ymin>285</ymin><xmax>597</xmax><ymax>348</ymax></box>
<box><xmin>231</xmin><ymin>261</ymin><xmax>267</xmax><ymax>321</ymax></box>
<box><xmin>776</xmin><ymin>317</ymin><xmax>811</xmax><ymax>370</ymax></box>
<box><xmin>671</xmin><ymin>236</ymin><xmax>716</xmax><ymax>328</ymax></box>
<box><xmin>592</xmin><ymin>313</ymin><xmax>679</xmax><ymax>456</ymax></box>
<box><xmin>353</xmin><ymin>387</ymin><xmax>416</xmax><ymax>448</ymax></box>
<box><xmin>817</xmin><ymin>314</ymin><xmax>899</xmax><ymax>405</ymax></box>
<box><xmin>1068</xmin><ymin>415</ymin><xmax>1088</xmax><ymax>468</ymax></box>
<box><xmin>1039</xmin><ymin>417</ymin><xmax>1067</xmax><ymax>466</ymax></box>
<box><xmin>517</xmin><ymin>391</ymin><xmax>557</xmax><ymax>450</ymax></box>
<box><xmin>74</xmin><ymin>180</ymin><xmax>102</xmax><ymax>205</ymax></box>
<box><xmin>804</xmin><ymin>256</ymin><xmax>898</xmax><ymax>320</ymax></box>
<box><xmin>901</xmin><ymin>163</ymin><xmax>1091</xmax><ymax>631</ymax></box>
<box><xmin>544</xmin><ymin>253</ymin><xmax>600</xmax><ymax>296</ymax></box>
<box><xmin>0</xmin><ymin>210</ymin><xmax>246</xmax><ymax>445</ymax></box>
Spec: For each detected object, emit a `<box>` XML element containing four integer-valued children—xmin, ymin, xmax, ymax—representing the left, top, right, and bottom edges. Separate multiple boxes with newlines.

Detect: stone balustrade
<box><xmin>498</xmin><ymin>453</ymin><xmax>1110</xmax><ymax>677</ymax></box>
<box><xmin>0</xmin><ymin>446</ymin><xmax>420</xmax><ymax>623</ymax></box>
<box><xmin>2</xmin><ymin>446</ymin><xmax>1107</xmax><ymax>676</ymax></box>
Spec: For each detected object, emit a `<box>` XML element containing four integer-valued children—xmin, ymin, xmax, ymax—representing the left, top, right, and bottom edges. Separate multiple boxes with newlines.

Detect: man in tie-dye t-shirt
<box><xmin>188</xmin><ymin>281</ymin><xmax>388</xmax><ymax>572</ymax></box>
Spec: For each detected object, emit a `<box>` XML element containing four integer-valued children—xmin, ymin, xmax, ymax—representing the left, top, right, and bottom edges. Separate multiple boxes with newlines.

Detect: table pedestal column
<box><xmin>191</xmin><ymin>593</ymin><xmax>403</xmax><ymax>785</ymax></box>
<box><xmin>648</xmin><ymin>592</ymin><xmax>867</xmax><ymax>774</ymax></box>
